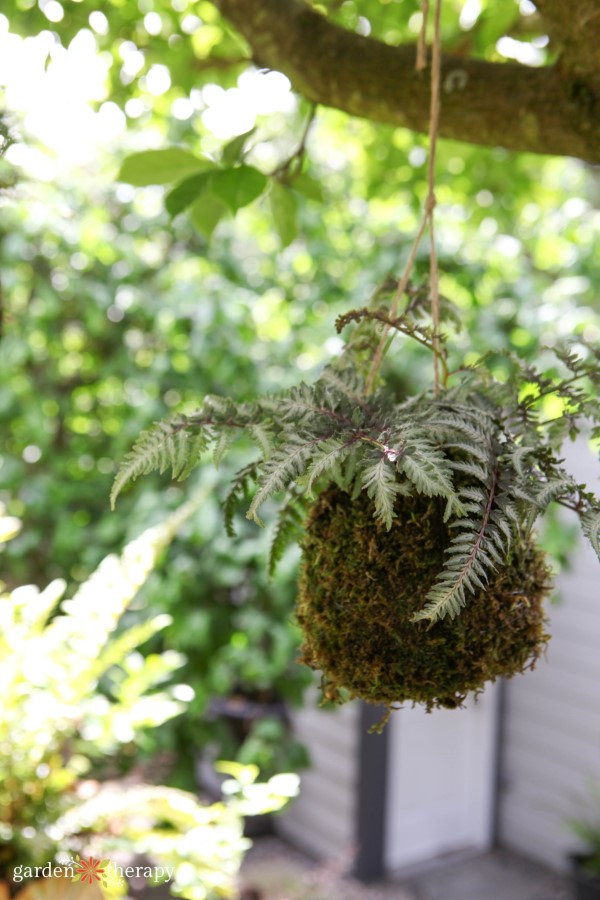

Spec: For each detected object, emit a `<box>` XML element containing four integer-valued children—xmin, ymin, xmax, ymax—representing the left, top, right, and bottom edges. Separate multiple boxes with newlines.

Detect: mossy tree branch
<box><xmin>217</xmin><ymin>0</ymin><xmax>600</xmax><ymax>163</ymax></box>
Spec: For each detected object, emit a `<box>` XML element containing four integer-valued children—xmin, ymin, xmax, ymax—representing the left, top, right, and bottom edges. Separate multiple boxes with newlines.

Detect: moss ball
<box><xmin>297</xmin><ymin>486</ymin><xmax>551</xmax><ymax>711</ymax></box>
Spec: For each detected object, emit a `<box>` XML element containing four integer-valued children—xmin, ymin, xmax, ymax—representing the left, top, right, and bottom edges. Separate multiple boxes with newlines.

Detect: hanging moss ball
<box><xmin>297</xmin><ymin>486</ymin><xmax>552</xmax><ymax>712</ymax></box>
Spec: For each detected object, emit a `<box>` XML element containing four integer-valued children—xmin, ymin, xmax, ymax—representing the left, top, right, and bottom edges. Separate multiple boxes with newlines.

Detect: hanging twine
<box><xmin>416</xmin><ymin>0</ymin><xmax>430</xmax><ymax>72</ymax></box>
<box><xmin>366</xmin><ymin>0</ymin><xmax>443</xmax><ymax>396</ymax></box>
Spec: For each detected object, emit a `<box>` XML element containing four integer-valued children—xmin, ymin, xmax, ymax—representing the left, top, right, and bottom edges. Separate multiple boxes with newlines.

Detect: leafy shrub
<box><xmin>0</xmin><ymin>503</ymin><xmax>298</xmax><ymax>898</ymax></box>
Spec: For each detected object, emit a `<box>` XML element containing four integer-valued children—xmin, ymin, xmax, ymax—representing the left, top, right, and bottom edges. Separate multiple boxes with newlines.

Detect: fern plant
<box><xmin>111</xmin><ymin>289</ymin><xmax>600</xmax><ymax>710</ymax></box>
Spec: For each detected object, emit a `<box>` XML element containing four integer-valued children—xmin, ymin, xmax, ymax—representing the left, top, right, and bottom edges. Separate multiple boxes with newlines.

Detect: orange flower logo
<box><xmin>74</xmin><ymin>856</ymin><xmax>105</xmax><ymax>885</ymax></box>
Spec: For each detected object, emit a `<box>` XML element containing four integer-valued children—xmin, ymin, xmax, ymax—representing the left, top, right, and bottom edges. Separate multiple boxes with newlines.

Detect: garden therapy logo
<box><xmin>72</xmin><ymin>856</ymin><xmax>121</xmax><ymax>890</ymax></box>
<box><xmin>73</xmin><ymin>857</ymin><xmax>104</xmax><ymax>885</ymax></box>
<box><xmin>70</xmin><ymin>855</ymin><xmax>174</xmax><ymax>892</ymax></box>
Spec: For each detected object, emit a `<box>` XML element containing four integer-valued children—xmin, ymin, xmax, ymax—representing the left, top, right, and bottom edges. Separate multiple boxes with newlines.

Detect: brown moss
<box><xmin>297</xmin><ymin>486</ymin><xmax>552</xmax><ymax>711</ymax></box>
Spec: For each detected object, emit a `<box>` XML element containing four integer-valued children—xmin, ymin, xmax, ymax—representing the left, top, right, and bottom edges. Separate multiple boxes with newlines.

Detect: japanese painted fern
<box><xmin>112</xmin><ymin>327</ymin><xmax>600</xmax><ymax>624</ymax></box>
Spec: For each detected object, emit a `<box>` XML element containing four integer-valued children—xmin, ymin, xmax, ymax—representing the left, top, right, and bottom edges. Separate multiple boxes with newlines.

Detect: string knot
<box><xmin>425</xmin><ymin>193</ymin><xmax>437</xmax><ymax>214</ymax></box>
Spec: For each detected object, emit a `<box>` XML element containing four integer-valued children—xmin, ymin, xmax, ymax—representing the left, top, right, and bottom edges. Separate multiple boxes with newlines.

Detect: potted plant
<box><xmin>567</xmin><ymin>785</ymin><xmax>600</xmax><ymax>900</ymax></box>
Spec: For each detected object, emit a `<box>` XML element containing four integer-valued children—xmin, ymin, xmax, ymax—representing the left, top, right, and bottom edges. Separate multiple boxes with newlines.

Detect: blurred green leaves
<box><xmin>117</xmin><ymin>149</ymin><xmax>216</xmax><ymax>186</ymax></box>
<box><xmin>119</xmin><ymin>143</ymin><xmax>274</xmax><ymax>242</ymax></box>
<box><xmin>1</xmin><ymin>0</ymin><xmax>599</xmax><ymax>816</ymax></box>
<box><xmin>270</xmin><ymin>182</ymin><xmax>299</xmax><ymax>248</ymax></box>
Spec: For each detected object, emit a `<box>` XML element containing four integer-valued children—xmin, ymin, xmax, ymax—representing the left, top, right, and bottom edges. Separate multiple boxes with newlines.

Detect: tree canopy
<box><xmin>4</xmin><ymin>0</ymin><xmax>600</xmax><ymax>162</ymax></box>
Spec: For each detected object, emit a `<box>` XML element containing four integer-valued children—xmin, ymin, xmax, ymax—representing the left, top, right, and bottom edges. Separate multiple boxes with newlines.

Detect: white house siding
<box><xmin>497</xmin><ymin>440</ymin><xmax>600</xmax><ymax>870</ymax></box>
<box><xmin>276</xmin><ymin>694</ymin><xmax>360</xmax><ymax>860</ymax></box>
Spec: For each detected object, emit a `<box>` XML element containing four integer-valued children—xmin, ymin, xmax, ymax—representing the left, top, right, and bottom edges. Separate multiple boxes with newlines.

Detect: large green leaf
<box><xmin>190</xmin><ymin>191</ymin><xmax>230</xmax><ymax>238</ymax></box>
<box><xmin>117</xmin><ymin>149</ymin><xmax>214</xmax><ymax>186</ymax></box>
<box><xmin>270</xmin><ymin>182</ymin><xmax>299</xmax><ymax>247</ymax></box>
<box><xmin>211</xmin><ymin>165</ymin><xmax>268</xmax><ymax>212</ymax></box>
<box><xmin>165</xmin><ymin>172</ymin><xmax>214</xmax><ymax>217</ymax></box>
<box><xmin>290</xmin><ymin>173</ymin><xmax>324</xmax><ymax>203</ymax></box>
<box><xmin>221</xmin><ymin>128</ymin><xmax>256</xmax><ymax>166</ymax></box>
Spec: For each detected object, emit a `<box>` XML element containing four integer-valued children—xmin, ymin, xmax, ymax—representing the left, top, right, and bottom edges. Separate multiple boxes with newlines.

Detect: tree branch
<box><xmin>217</xmin><ymin>0</ymin><xmax>600</xmax><ymax>163</ymax></box>
<box><xmin>534</xmin><ymin>0</ymin><xmax>600</xmax><ymax>90</ymax></box>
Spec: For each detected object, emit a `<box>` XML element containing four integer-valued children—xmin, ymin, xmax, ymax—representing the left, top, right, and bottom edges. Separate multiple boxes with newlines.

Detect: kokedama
<box><xmin>111</xmin><ymin>298</ymin><xmax>600</xmax><ymax>716</ymax></box>
<box><xmin>298</xmin><ymin>486</ymin><xmax>550</xmax><ymax>712</ymax></box>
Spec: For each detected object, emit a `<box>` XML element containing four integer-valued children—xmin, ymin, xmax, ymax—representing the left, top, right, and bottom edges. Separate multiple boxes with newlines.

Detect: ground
<box><xmin>239</xmin><ymin>836</ymin><xmax>572</xmax><ymax>900</ymax></box>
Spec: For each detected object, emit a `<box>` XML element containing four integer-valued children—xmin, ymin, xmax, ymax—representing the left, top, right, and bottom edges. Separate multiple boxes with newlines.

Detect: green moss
<box><xmin>297</xmin><ymin>486</ymin><xmax>551</xmax><ymax>712</ymax></box>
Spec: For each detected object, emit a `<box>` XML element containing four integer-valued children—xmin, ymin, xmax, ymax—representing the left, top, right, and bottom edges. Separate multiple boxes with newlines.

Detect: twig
<box><xmin>270</xmin><ymin>104</ymin><xmax>318</xmax><ymax>179</ymax></box>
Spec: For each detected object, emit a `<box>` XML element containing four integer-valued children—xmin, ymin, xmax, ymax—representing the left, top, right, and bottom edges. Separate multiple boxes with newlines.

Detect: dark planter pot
<box><xmin>196</xmin><ymin>692</ymin><xmax>290</xmax><ymax>837</ymax></box>
<box><xmin>570</xmin><ymin>854</ymin><xmax>600</xmax><ymax>900</ymax></box>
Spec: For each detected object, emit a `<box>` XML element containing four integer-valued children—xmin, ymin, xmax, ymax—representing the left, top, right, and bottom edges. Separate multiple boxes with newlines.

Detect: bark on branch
<box><xmin>217</xmin><ymin>0</ymin><xmax>600</xmax><ymax>163</ymax></box>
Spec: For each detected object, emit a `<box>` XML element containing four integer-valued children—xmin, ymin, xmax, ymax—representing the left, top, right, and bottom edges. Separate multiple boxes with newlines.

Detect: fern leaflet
<box><xmin>306</xmin><ymin>437</ymin><xmax>357</xmax><ymax>496</ymax></box>
<box><xmin>361</xmin><ymin>456</ymin><xmax>404</xmax><ymax>530</ymax></box>
<box><xmin>581</xmin><ymin>507</ymin><xmax>600</xmax><ymax>562</ymax></box>
<box><xmin>247</xmin><ymin>435</ymin><xmax>327</xmax><ymax>525</ymax></box>
<box><xmin>413</xmin><ymin>467</ymin><xmax>501</xmax><ymax>622</ymax></box>
<box><xmin>269</xmin><ymin>492</ymin><xmax>307</xmax><ymax>576</ymax></box>
<box><xmin>223</xmin><ymin>461</ymin><xmax>260</xmax><ymax>537</ymax></box>
<box><xmin>111</xmin><ymin>416</ymin><xmax>208</xmax><ymax>508</ymax></box>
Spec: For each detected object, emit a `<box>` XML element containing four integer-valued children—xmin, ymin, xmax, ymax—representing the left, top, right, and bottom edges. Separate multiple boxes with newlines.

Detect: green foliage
<box><xmin>0</xmin><ymin>167</ymin><xmax>316</xmax><ymax>785</ymax></box>
<box><xmin>566</xmin><ymin>782</ymin><xmax>600</xmax><ymax>878</ymax></box>
<box><xmin>0</xmin><ymin>507</ymin><xmax>297</xmax><ymax>898</ymax></box>
<box><xmin>270</xmin><ymin>182</ymin><xmax>299</xmax><ymax>248</ymax></box>
<box><xmin>118</xmin><ymin>142</ymin><xmax>269</xmax><ymax>238</ymax></box>
<box><xmin>0</xmin><ymin>504</ymin><xmax>187</xmax><ymax>871</ymax></box>
<box><xmin>117</xmin><ymin>149</ymin><xmax>215</xmax><ymax>186</ymax></box>
<box><xmin>56</xmin><ymin>771</ymin><xmax>298</xmax><ymax>900</ymax></box>
<box><xmin>2</xmin><ymin>0</ymin><xmax>599</xmax><ymax>760</ymax></box>
<box><xmin>110</xmin><ymin>416</ymin><xmax>209</xmax><ymax>507</ymax></box>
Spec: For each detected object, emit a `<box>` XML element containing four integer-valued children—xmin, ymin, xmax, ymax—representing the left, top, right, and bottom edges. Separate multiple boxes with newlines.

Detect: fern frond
<box><xmin>442</xmin><ymin>440</ymin><xmax>491</xmax><ymax>464</ymax></box>
<box><xmin>510</xmin><ymin>445</ymin><xmax>539</xmax><ymax>477</ymax></box>
<box><xmin>279</xmin><ymin>384</ymin><xmax>337</xmax><ymax>425</ymax></box>
<box><xmin>177</xmin><ymin>432</ymin><xmax>210</xmax><ymax>481</ymax></box>
<box><xmin>305</xmin><ymin>437</ymin><xmax>357</xmax><ymax>495</ymax></box>
<box><xmin>361</xmin><ymin>456</ymin><xmax>403</xmax><ymax>530</ymax></box>
<box><xmin>223</xmin><ymin>461</ymin><xmax>260</xmax><ymax>537</ymax></box>
<box><xmin>247</xmin><ymin>435</ymin><xmax>326</xmax><ymax>525</ymax></box>
<box><xmin>509</xmin><ymin>484</ymin><xmax>539</xmax><ymax>505</ymax></box>
<box><xmin>111</xmin><ymin>416</ymin><xmax>207</xmax><ymax>508</ymax></box>
<box><xmin>269</xmin><ymin>492</ymin><xmax>307</xmax><ymax>576</ymax></box>
<box><xmin>581</xmin><ymin>507</ymin><xmax>600</xmax><ymax>562</ymax></box>
<box><xmin>447</xmin><ymin>459</ymin><xmax>490</xmax><ymax>483</ymax></box>
<box><xmin>413</xmin><ymin>468</ymin><xmax>502</xmax><ymax>622</ymax></box>
<box><xmin>396</xmin><ymin>443</ymin><xmax>456</xmax><ymax>499</ymax></box>
<box><xmin>533</xmin><ymin>476</ymin><xmax>578</xmax><ymax>509</ymax></box>
<box><xmin>212</xmin><ymin>429</ymin><xmax>235</xmax><ymax>468</ymax></box>
<box><xmin>248</xmin><ymin>423</ymin><xmax>274</xmax><ymax>460</ymax></box>
<box><xmin>319</xmin><ymin>366</ymin><xmax>367</xmax><ymax>406</ymax></box>
<box><xmin>458</xmin><ymin>485</ymin><xmax>486</xmax><ymax>503</ymax></box>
